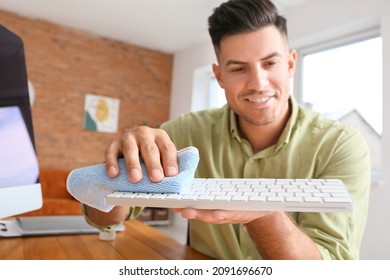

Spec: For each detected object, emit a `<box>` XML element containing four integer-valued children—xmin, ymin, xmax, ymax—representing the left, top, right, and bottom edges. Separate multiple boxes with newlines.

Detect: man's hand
<box><xmin>85</xmin><ymin>126</ymin><xmax>178</xmax><ymax>232</ymax></box>
<box><xmin>84</xmin><ymin>205</ymin><xmax>130</xmax><ymax>227</ymax></box>
<box><xmin>173</xmin><ymin>208</ymin><xmax>272</xmax><ymax>224</ymax></box>
<box><xmin>104</xmin><ymin>126</ymin><xmax>178</xmax><ymax>183</ymax></box>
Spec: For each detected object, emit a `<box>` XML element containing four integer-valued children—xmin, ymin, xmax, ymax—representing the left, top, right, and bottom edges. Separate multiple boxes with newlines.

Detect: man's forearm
<box><xmin>246</xmin><ymin>212</ymin><xmax>322</xmax><ymax>260</ymax></box>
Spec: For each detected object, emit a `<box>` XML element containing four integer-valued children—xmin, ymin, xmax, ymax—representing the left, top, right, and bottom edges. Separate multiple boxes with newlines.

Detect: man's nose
<box><xmin>247</xmin><ymin>66</ymin><xmax>269</xmax><ymax>91</ymax></box>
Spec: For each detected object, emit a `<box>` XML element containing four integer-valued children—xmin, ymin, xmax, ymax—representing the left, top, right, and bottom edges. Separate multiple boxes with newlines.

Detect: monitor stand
<box><xmin>0</xmin><ymin>215</ymin><xmax>124</xmax><ymax>238</ymax></box>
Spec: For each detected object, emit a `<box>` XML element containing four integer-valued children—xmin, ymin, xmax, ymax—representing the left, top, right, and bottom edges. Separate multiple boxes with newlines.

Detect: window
<box><xmin>209</xmin><ymin>76</ymin><xmax>227</xmax><ymax>108</ymax></box>
<box><xmin>191</xmin><ymin>66</ymin><xmax>226</xmax><ymax>112</ymax></box>
<box><xmin>297</xmin><ymin>36</ymin><xmax>382</xmax><ymax>185</ymax></box>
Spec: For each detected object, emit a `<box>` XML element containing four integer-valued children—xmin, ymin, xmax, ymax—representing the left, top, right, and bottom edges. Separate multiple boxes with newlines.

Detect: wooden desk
<box><xmin>0</xmin><ymin>220</ymin><xmax>212</xmax><ymax>260</ymax></box>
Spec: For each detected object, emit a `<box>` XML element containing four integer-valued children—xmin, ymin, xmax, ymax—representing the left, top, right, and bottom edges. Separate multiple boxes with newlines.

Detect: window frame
<box><xmin>293</xmin><ymin>27</ymin><xmax>381</xmax><ymax>104</ymax></box>
<box><xmin>293</xmin><ymin>27</ymin><xmax>383</xmax><ymax>187</ymax></box>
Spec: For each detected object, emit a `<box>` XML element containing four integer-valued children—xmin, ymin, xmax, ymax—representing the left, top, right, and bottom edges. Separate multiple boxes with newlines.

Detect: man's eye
<box><xmin>264</xmin><ymin>60</ymin><xmax>278</xmax><ymax>68</ymax></box>
<box><xmin>231</xmin><ymin>67</ymin><xmax>245</xmax><ymax>72</ymax></box>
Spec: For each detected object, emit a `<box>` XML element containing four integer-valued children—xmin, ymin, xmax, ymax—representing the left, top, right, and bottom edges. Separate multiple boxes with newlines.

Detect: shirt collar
<box><xmin>229</xmin><ymin>106</ymin><xmax>241</xmax><ymax>141</ymax></box>
<box><xmin>277</xmin><ymin>95</ymin><xmax>299</xmax><ymax>147</ymax></box>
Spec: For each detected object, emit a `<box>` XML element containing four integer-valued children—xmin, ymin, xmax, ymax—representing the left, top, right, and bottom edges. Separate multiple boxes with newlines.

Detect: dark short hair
<box><xmin>208</xmin><ymin>0</ymin><xmax>288</xmax><ymax>51</ymax></box>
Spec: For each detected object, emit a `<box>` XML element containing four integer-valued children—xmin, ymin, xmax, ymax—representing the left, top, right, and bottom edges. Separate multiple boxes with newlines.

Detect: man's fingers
<box><xmin>104</xmin><ymin>138</ymin><xmax>122</xmax><ymax>177</ymax></box>
<box><xmin>104</xmin><ymin>126</ymin><xmax>178</xmax><ymax>183</ymax></box>
<box><xmin>122</xmin><ymin>130</ymin><xmax>143</xmax><ymax>183</ymax></box>
<box><xmin>156</xmin><ymin>130</ymin><xmax>178</xmax><ymax>177</ymax></box>
<box><xmin>137</xmin><ymin>127</ymin><xmax>178</xmax><ymax>182</ymax></box>
<box><xmin>135</xmin><ymin>127</ymin><xmax>164</xmax><ymax>182</ymax></box>
<box><xmin>139</xmin><ymin>142</ymin><xmax>164</xmax><ymax>182</ymax></box>
<box><xmin>179</xmin><ymin>209</ymin><xmax>266</xmax><ymax>224</ymax></box>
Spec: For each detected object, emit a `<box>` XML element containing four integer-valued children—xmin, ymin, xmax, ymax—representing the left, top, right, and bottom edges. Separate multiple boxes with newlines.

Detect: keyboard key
<box><xmin>181</xmin><ymin>195</ymin><xmax>199</xmax><ymax>200</ymax></box>
<box><xmin>277</xmin><ymin>192</ymin><xmax>293</xmax><ymax>197</ymax></box>
<box><xmin>227</xmin><ymin>191</ymin><xmax>243</xmax><ymax>196</ymax></box>
<box><xmin>149</xmin><ymin>194</ymin><xmax>167</xmax><ymax>199</ymax></box>
<box><xmin>323</xmin><ymin>197</ymin><xmax>352</xmax><ymax>203</ymax></box>
<box><xmin>268</xmin><ymin>197</ymin><xmax>284</xmax><ymax>202</ymax></box>
<box><xmin>249</xmin><ymin>196</ymin><xmax>266</xmax><ymax>202</ymax></box>
<box><xmin>135</xmin><ymin>193</ymin><xmax>152</xmax><ymax>199</ymax></box>
<box><xmin>197</xmin><ymin>195</ymin><xmax>215</xmax><ymax>201</ymax></box>
<box><xmin>122</xmin><ymin>193</ymin><xmax>138</xmax><ymax>198</ymax></box>
<box><xmin>215</xmin><ymin>195</ymin><xmax>232</xmax><ymax>201</ymax></box>
<box><xmin>164</xmin><ymin>194</ymin><xmax>182</xmax><ymax>200</ymax></box>
<box><xmin>304</xmin><ymin>197</ymin><xmax>322</xmax><ymax>203</ymax></box>
<box><xmin>107</xmin><ymin>192</ymin><xmax>125</xmax><ymax>198</ymax></box>
<box><xmin>332</xmin><ymin>193</ymin><xmax>349</xmax><ymax>198</ymax></box>
<box><xmin>313</xmin><ymin>193</ymin><xmax>330</xmax><ymax>198</ymax></box>
<box><xmin>286</xmin><ymin>197</ymin><xmax>303</xmax><ymax>202</ymax></box>
<box><xmin>260</xmin><ymin>192</ymin><xmax>275</xmax><ymax>197</ymax></box>
<box><xmin>296</xmin><ymin>193</ymin><xmax>312</xmax><ymax>197</ymax></box>
<box><xmin>232</xmin><ymin>196</ymin><xmax>248</xmax><ymax>201</ymax></box>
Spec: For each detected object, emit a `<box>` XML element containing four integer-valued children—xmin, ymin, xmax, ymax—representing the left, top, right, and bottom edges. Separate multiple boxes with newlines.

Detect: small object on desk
<box><xmin>99</xmin><ymin>230</ymin><xmax>116</xmax><ymax>241</ymax></box>
<box><xmin>66</xmin><ymin>146</ymin><xmax>200</xmax><ymax>212</ymax></box>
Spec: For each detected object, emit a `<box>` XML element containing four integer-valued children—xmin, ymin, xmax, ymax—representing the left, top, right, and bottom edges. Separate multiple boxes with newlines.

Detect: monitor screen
<box><xmin>0</xmin><ymin>106</ymin><xmax>39</xmax><ymax>187</ymax></box>
<box><xmin>0</xmin><ymin>105</ymin><xmax>42</xmax><ymax>219</ymax></box>
<box><xmin>0</xmin><ymin>24</ymin><xmax>42</xmax><ymax>220</ymax></box>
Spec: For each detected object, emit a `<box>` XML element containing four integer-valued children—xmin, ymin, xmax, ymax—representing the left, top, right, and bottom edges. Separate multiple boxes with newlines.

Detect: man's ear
<box><xmin>212</xmin><ymin>63</ymin><xmax>224</xmax><ymax>88</ymax></box>
<box><xmin>288</xmin><ymin>49</ymin><xmax>297</xmax><ymax>78</ymax></box>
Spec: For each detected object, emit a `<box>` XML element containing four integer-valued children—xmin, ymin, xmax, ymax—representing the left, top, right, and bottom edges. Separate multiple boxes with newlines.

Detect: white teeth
<box><xmin>248</xmin><ymin>96</ymin><xmax>270</xmax><ymax>103</ymax></box>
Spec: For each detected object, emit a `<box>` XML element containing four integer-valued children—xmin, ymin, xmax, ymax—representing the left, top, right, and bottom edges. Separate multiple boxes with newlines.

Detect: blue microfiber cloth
<box><xmin>66</xmin><ymin>146</ymin><xmax>199</xmax><ymax>212</ymax></box>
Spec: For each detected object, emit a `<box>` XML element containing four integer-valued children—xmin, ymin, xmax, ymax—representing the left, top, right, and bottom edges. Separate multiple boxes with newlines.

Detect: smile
<box><xmin>247</xmin><ymin>96</ymin><xmax>270</xmax><ymax>103</ymax></box>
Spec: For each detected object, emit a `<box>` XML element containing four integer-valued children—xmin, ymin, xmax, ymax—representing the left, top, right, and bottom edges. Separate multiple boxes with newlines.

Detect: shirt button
<box><xmin>249</xmin><ymin>158</ymin><xmax>255</xmax><ymax>164</ymax></box>
<box><xmin>246</xmin><ymin>256</ymin><xmax>253</xmax><ymax>260</ymax></box>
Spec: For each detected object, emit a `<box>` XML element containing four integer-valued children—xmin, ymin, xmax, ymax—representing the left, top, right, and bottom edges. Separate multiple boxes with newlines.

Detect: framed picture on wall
<box><xmin>84</xmin><ymin>94</ymin><xmax>120</xmax><ymax>133</ymax></box>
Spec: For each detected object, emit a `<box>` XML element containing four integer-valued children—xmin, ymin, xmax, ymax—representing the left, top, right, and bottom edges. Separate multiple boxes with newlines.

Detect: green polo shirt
<box><xmin>160</xmin><ymin>96</ymin><xmax>370</xmax><ymax>260</ymax></box>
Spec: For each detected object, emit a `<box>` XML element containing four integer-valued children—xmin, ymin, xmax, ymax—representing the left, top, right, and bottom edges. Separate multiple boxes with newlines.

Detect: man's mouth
<box><xmin>247</xmin><ymin>96</ymin><xmax>271</xmax><ymax>103</ymax></box>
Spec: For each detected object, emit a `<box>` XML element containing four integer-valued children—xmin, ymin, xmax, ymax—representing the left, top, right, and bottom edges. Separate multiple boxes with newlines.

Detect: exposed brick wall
<box><xmin>0</xmin><ymin>10</ymin><xmax>173</xmax><ymax>170</ymax></box>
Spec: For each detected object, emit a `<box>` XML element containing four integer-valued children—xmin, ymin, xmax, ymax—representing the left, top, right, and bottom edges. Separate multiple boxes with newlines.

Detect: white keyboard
<box><xmin>105</xmin><ymin>178</ymin><xmax>354</xmax><ymax>213</ymax></box>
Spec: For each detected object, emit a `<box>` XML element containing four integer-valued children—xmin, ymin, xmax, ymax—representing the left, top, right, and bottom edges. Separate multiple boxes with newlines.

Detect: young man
<box><xmin>85</xmin><ymin>0</ymin><xmax>370</xmax><ymax>259</ymax></box>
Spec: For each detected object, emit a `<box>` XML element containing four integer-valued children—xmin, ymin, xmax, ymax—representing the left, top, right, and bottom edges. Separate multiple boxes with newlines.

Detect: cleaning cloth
<box><xmin>66</xmin><ymin>146</ymin><xmax>199</xmax><ymax>212</ymax></box>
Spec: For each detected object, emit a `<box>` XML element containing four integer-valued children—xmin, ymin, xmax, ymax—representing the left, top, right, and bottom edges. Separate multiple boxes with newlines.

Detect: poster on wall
<box><xmin>84</xmin><ymin>94</ymin><xmax>120</xmax><ymax>133</ymax></box>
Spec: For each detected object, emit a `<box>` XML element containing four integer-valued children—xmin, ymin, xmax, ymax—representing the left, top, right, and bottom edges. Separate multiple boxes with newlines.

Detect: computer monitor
<box><xmin>0</xmin><ymin>24</ymin><xmax>42</xmax><ymax>219</ymax></box>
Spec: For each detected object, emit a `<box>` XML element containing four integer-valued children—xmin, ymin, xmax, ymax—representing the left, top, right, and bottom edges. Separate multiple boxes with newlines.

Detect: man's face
<box><xmin>213</xmin><ymin>25</ymin><xmax>296</xmax><ymax>129</ymax></box>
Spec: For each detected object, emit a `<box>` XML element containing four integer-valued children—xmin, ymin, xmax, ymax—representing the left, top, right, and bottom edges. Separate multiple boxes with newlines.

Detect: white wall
<box><xmin>170</xmin><ymin>41</ymin><xmax>215</xmax><ymax>118</ymax></box>
<box><xmin>170</xmin><ymin>0</ymin><xmax>390</xmax><ymax>259</ymax></box>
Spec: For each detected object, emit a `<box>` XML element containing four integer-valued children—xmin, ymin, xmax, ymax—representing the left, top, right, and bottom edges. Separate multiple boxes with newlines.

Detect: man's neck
<box><xmin>237</xmin><ymin>105</ymin><xmax>292</xmax><ymax>154</ymax></box>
